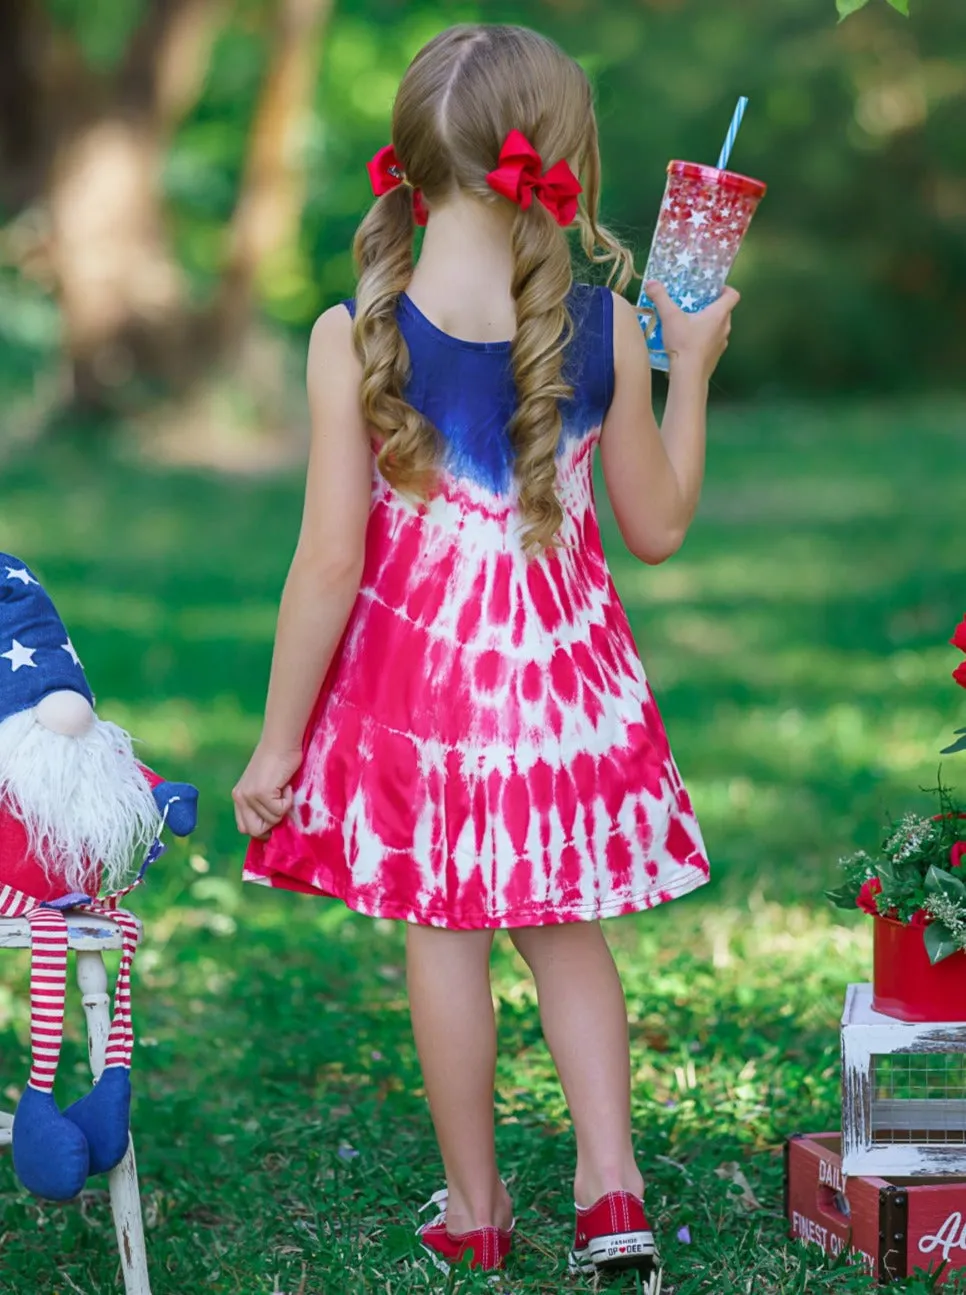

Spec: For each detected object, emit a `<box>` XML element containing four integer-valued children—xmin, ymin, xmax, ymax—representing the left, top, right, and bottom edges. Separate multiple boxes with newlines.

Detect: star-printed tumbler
<box><xmin>637</xmin><ymin>161</ymin><xmax>766</xmax><ymax>372</ymax></box>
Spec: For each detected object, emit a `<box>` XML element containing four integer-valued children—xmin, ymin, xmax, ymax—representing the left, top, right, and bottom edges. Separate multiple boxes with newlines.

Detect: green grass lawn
<box><xmin>1</xmin><ymin>396</ymin><xmax>965</xmax><ymax>1293</ymax></box>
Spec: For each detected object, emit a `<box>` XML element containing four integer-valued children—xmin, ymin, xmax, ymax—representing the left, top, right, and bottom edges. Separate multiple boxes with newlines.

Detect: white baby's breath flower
<box><xmin>924</xmin><ymin>895</ymin><xmax>966</xmax><ymax>949</ymax></box>
<box><xmin>885</xmin><ymin>813</ymin><xmax>933</xmax><ymax>861</ymax></box>
<box><xmin>839</xmin><ymin>848</ymin><xmax>873</xmax><ymax>873</ymax></box>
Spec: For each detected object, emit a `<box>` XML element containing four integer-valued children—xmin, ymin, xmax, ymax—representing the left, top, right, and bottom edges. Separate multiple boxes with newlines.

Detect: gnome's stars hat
<box><xmin>0</xmin><ymin>555</ymin><xmax>93</xmax><ymax>719</ymax></box>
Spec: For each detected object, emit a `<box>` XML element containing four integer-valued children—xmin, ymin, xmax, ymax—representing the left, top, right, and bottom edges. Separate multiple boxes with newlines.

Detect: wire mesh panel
<box><xmin>872</xmin><ymin>1052</ymin><xmax>966</xmax><ymax>1144</ymax></box>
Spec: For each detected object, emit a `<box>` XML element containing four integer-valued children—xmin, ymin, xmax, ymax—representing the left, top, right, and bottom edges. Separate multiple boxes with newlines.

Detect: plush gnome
<box><xmin>0</xmin><ymin>555</ymin><xmax>198</xmax><ymax>1201</ymax></box>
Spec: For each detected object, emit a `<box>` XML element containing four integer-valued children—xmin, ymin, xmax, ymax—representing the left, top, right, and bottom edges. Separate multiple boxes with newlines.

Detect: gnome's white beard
<box><xmin>0</xmin><ymin>709</ymin><xmax>161</xmax><ymax>895</ymax></box>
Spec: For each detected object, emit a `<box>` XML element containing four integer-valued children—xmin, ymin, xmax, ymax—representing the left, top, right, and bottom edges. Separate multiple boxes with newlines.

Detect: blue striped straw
<box><xmin>716</xmin><ymin>96</ymin><xmax>749</xmax><ymax>172</ymax></box>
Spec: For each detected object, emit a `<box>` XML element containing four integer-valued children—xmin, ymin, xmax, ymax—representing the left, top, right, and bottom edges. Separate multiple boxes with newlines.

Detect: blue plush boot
<box><xmin>12</xmin><ymin>1086</ymin><xmax>90</xmax><ymax>1200</ymax></box>
<box><xmin>152</xmin><ymin>781</ymin><xmax>199</xmax><ymax>837</ymax></box>
<box><xmin>63</xmin><ymin>1065</ymin><xmax>132</xmax><ymax>1175</ymax></box>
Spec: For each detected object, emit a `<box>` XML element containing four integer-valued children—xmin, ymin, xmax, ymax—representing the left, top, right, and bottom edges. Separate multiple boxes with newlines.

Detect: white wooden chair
<box><xmin>0</xmin><ymin>912</ymin><xmax>151</xmax><ymax>1295</ymax></box>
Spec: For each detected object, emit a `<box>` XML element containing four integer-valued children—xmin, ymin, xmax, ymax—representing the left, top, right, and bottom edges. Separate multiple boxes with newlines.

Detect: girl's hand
<box><xmin>645</xmin><ymin>281</ymin><xmax>741</xmax><ymax>382</ymax></box>
<box><xmin>232</xmin><ymin>744</ymin><xmax>302</xmax><ymax>840</ymax></box>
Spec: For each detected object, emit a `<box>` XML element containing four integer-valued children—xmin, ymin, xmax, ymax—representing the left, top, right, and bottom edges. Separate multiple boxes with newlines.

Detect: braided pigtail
<box><xmin>352</xmin><ymin>184</ymin><xmax>440</xmax><ymax>496</ymax></box>
<box><xmin>350</xmin><ymin>25</ymin><xmax>633</xmax><ymax>546</ymax></box>
<box><xmin>506</xmin><ymin>203</ymin><xmax>574</xmax><ymax>556</ymax></box>
<box><xmin>576</xmin><ymin>139</ymin><xmax>637</xmax><ymax>293</ymax></box>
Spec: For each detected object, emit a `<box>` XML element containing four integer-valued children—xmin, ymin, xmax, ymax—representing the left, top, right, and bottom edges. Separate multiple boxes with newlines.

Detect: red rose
<box><xmin>955</xmin><ymin>661</ymin><xmax>966</xmax><ymax>691</ymax></box>
<box><xmin>951</xmin><ymin>617</ymin><xmax>966</xmax><ymax>654</ymax></box>
<box><xmin>910</xmin><ymin>908</ymin><xmax>931</xmax><ymax>928</ymax></box>
<box><xmin>952</xmin><ymin>841</ymin><xmax>966</xmax><ymax>870</ymax></box>
<box><xmin>857</xmin><ymin>877</ymin><xmax>882</xmax><ymax>915</ymax></box>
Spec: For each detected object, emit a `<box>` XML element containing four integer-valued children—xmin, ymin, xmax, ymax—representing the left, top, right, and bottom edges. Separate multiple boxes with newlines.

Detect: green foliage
<box><xmin>924</xmin><ymin>916</ymin><xmax>959</xmax><ymax>963</ymax></box>
<box><xmin>828</xmin><ymin>792</ymin><xmax>966</xmax><ymax>961</ymax></box>
<box><xmin>8</xmin><ymin>0</ymin><xmax>963</xmax><ymax>402</ymax></box>
<box><xmin>279</xmin><ymin>0</ymin><xmax>966</xmax><ymax>396</ymax></box>
<box><xmin>823</xmin><ymin>592</ymin><xmax>966</xmax><ymax>956</ymax></box>
<box><xmin>926</xmin><ymin>862</ymin><xmax>966</xmax><ymax>903</ymax></box>
<box><xmin>837</xmin><ymin>0</ymin><xmax>910</xmax><ymax>16</ymax></box>
<box><xmin>44</xmin><ymin>0</ymin><xmax>143</xmax><ymax>69</ymax></box>
<box><xmin>837</xmin><ymin>0</ymin><xmax>872</xmax><ymax>17</ymax></box>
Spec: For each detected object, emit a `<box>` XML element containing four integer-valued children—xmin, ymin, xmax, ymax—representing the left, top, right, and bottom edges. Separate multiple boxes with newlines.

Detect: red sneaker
<box><xmin>569</xmin><ymin>1191</ymin><xmax>660</xmax><ymax>1287</ymax></box>
<box><xmin>416</xmin><ymin>1188</ymin><xmax>514</xmax><ymax>1274</ymax></box>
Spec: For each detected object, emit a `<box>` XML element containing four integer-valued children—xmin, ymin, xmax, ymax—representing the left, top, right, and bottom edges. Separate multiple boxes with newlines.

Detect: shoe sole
<box><xmin>568</xmin><ymin>1230</ymin><xmax>660</xmax><ymax>1282</ymax></box>
<box><xmin>569</xmin><ymin>1255</ymin><xmax>662</xmax><ymax>1292</ymax></box>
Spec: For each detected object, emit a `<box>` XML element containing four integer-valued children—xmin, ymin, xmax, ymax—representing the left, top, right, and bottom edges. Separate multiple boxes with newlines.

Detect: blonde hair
<box><xmin>352</xmin><ymin>24</ymin><xmax>635</xmax><ymax>554</ymax></box>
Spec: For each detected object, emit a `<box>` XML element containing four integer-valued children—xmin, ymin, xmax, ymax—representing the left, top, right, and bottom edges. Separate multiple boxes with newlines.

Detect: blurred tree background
<box><xmin>2</xmin><ymin>5</ymin><xmax>966</xmax><ymax>1291</ymax></box>
<box><xmin>0</xmin><ymin>0</ymin><xmax>963</xmax><ymax>453</ymax></box>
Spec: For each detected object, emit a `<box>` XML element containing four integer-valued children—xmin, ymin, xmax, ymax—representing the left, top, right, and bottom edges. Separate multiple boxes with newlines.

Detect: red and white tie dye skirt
<box><xmin>244</xmin><ymin>438</ymin><xmax>710</xmax><ymax>929</ymax></box>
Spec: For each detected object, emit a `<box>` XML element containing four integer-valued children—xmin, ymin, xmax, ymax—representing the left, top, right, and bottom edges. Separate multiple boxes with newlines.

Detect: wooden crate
<box><xmin>842</xmin><ymin>983</ymin><xmax>966</xmax><ymax>1177</ymax></box>
<box><xmin>786</xmin><ymin>1132</ymin><xmax>966</xmax><ymax>1283</ymax></box>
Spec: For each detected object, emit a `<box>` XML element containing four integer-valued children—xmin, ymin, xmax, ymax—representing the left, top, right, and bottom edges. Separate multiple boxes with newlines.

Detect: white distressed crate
<box><xmin>842</xmin><ymin>983</ymin><xmax>966</xmax><ymax>1177</ymax></box>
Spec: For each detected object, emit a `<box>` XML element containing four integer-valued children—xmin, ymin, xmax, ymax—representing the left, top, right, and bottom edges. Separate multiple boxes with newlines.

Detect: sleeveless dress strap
<box><xmin>342</xmin><ymin>284</ymin><xmax>614</xmax><ymax>427</ymax></box>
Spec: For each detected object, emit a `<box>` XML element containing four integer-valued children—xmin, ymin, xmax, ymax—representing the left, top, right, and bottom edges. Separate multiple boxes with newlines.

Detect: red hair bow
<box><xmin>367</xmin><ymin>144</ymin><xmax>428</xmax><ymax>226</ymax></box>
<box><xmin>486</xmin><ymin>130</ymin><xmax>582</xmax><ymax>227</ymax></box>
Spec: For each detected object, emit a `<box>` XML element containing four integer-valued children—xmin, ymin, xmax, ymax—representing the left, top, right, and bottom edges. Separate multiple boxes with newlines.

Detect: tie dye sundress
<box><xmin>244</xmin><ymin>284</ymin><xmax>710</xmax><ymax>928</ymax></box>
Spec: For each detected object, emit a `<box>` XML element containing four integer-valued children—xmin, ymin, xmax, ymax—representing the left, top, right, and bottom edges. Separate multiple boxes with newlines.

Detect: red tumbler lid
<box><xmin>667</xmin><ymin>160</ymin><xmax>767</xmax><ymax>199</ymax></box>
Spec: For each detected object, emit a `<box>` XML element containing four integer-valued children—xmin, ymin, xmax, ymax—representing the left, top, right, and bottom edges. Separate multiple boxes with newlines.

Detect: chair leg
<box><xmin>108</xmin><ymin>1141</ymin><xmax>152</xmax><ymax>1295</ymax></box>
<box><xmin>76</xmin><ymin>950</ymin><xmax>111</xmax><ymax>1079</ymax></box>
<box><xmin>76</xmin><ymin>950</ymin><xmax>152</xmax><ymax>1295</ymax></box>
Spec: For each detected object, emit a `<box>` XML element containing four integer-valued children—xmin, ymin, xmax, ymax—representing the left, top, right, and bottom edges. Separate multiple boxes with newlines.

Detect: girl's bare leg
<box><xmin>406</xmin><ymin>925</ymin><xmax>513</xmax><ymax>1232</ymax></box>
<box><xmin>510</xmin><ymin>921</ymin><xmax>644</xmax><ymax>1205</ymax></box>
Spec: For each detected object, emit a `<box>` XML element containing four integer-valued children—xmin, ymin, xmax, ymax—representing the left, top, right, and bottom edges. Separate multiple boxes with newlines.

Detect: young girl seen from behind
<box><xmin>234</xmin><ymin>23</ymin><xmax>736</xmax><ymax>1287</ymax></box>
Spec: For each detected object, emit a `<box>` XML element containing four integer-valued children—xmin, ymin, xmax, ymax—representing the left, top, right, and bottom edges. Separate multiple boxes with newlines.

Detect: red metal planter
<box><xmin>873</xmin><ymin>915</ymin><xmax>966</xmax><ymax>1022</ymax></box>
